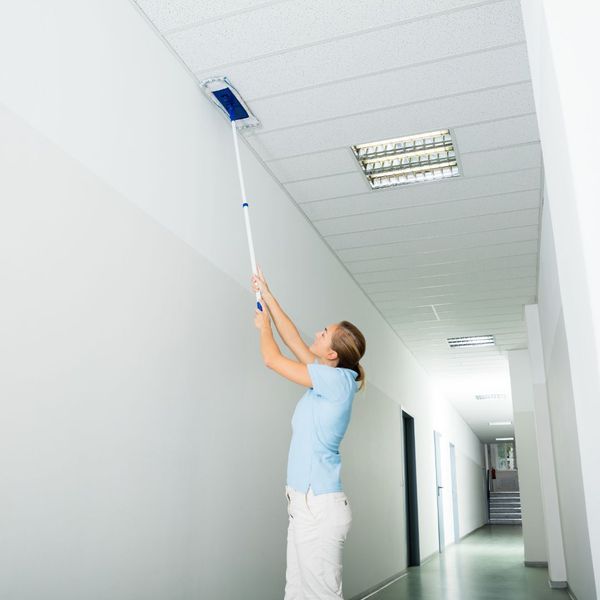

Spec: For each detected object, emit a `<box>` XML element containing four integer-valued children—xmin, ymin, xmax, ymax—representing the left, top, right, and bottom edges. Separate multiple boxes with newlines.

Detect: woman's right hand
<box><xmin>251</xmin><ymin>265</ymin><xmax>271</xmax><ymax>298</ymax></box>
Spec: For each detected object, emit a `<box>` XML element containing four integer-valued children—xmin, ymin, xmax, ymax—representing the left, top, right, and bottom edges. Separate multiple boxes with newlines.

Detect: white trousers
<box><xmin>284</xmin><ymin>485</ymin><xmax>352</xmax><ymax>600</ymax></box>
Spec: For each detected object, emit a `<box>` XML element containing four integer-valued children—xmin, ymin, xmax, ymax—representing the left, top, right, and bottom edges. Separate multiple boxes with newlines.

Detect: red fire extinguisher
<box><xmin>491</xmin><ymin>468</ymin><xmax>497</xmax><ymax>479</ymax></box>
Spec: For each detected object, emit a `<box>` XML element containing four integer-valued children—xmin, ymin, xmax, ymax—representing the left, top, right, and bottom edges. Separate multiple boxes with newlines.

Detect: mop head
<box><xmin>199</xmin><ymin>77</ymin><xmax>260</xmax><ymax>129</ymax></box>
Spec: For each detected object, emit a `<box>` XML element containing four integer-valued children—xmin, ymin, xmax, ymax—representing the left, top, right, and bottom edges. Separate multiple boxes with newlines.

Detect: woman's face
<box><xmin>310</xmin><ymin>323</ymin><xmax>339</xmax><ymax>361</ymax></box>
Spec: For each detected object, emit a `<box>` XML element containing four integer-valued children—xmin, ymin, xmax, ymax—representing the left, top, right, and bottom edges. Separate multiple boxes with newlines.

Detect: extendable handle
<box><xmin>231</xmin><ymin>121</ymin><xmax>262</xmax><ymax>311</ymax></box>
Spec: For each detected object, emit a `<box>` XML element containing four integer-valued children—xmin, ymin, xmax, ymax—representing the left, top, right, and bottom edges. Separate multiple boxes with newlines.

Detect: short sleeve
<box><xmin>307</xmin><ymin>362</ymin><xmax>347</xmax><ymax>400</ymax></box>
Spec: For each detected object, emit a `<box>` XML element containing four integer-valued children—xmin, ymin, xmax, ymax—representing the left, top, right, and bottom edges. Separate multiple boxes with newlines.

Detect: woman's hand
<box><xmin>251</xmin><ymin>265</ymin><xmax>271</xmax><ymax>298</ymax></box>
<box><xmin>254</xmin><ymin>305</ymin><xmax>272</xmax><ymax>331</ymax></box>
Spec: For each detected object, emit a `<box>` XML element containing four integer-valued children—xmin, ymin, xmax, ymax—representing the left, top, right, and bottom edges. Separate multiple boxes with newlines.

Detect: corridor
<box><xmin>370</xmin><ymin>526</ymin><xmax>570</xmax><ymax>600</ymax></box>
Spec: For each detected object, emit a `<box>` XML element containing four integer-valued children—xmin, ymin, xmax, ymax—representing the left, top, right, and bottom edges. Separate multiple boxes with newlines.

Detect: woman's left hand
<box><xmin>254</xmin><ymin>306</ymin><xmax>271</xmax><ymax>330</ymax></box>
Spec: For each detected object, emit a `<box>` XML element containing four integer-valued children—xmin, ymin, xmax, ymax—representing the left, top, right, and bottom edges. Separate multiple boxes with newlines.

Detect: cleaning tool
<box><xmin>199</xmin><ymin>76</ymin><xmax>263</xmax><ymax>311</ymax></box>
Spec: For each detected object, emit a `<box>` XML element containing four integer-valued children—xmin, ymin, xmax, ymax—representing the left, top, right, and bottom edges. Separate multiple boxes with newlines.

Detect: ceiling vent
<box><xmin>352</xmin><ymin>129</ymin><xmax>460</xmax><ymax>189</ymax></box>
<box><xmin>447</xmin><ymin>335</ymin><xmax>495</xmax><ymax>349</ymax></box>
<box><xmin>475</xmin><ymin>394</ymin><xmax>506</xmax><ymax>401</ymax></box>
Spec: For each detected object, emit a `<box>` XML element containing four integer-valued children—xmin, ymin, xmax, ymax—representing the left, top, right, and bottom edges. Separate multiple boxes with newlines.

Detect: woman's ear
<box><xmin>326</xmin><ymin>349</ymin><xmax>338</xmax><ymax>361</ymax></box>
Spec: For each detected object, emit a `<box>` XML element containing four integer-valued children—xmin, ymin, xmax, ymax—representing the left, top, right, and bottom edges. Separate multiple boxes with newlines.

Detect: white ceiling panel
<box><xmin>459</xmin><ymin>143</ymin><xmax>541</xmax><ymax>177</ymax></box>
<box><xmin>134</xmin><ymin>0</ymin><xmax>277</xmax><ymax>32</ymax></box>
<box><xmin>247</xmin><ymin>82</ymin><xmax>536</xmax><ymax>159</ymax></box>
<box><xmin>193</xmin><ymin>1</ymin><xmax>525</xmax><ymax>100</ymax></box>
<box><xmin>369</xmin><ymin>284</ymin><xmax>537</xmax><ymax>305</ymax></box>
<box><xmin>250</xmin><ymin>45</ymin><xmax>531</xmax><ymax>131</ymax></box>
<box><xmin>431</xmin><ymin>306</ymin><xmax>526</xmax><ymax>319</ymax></box>
<box><xmin>166</xmin><ymin>0</ymin><xmax>507</xmax><ymax>73</ymax></box>
<box><xmin>302</xmin><ymin>168</ymin><xmax>540</xmax><ymax>219</ymax></box>
<box><xmin>453</xmin><ymin>113</ymin><xmax>540</xmax><ymax>153</ymax></box>
<box><xmin>326</xmin><ymin>209</ymin><xmax>539</xmax><ymax>250</ymax></box>
<box><xmin>391</xmin><ymin>319</ymin><xmax>525</xmax><ymax>332</ymax></box>
<box><xmin>380</xmin><ymin>296</ymin><xmax>537</xmax><ymax>316</ymax></box>
<box><xmin>267</xmin><ymin>148</ymin><xmax>355</xmax><ymax>182</ymax></box>
<box><xmin>344</xmin><ymin>239</ymin><xmax>539</xmax><ymax>271</ymax></box>
<box><xmin>136</xmin><ymin>0</ymin><xmax>542</xmax><ymax>442</ymax></box>
<box><xmin>363</xmin><ymin>273</ymin><xmax>537</xmax><ymax>294</ymax></box>
<box><xmin>355</xmin><ymin>261</ymin><xmax>537</xmax><ymax>284</ymax></box>
<box><xmin>314</xmin><ymin>191</ymin><xmax>540</xmax><ymax>237</ymax></box>
<box><xmin>290</xmin><ymin>164</ymin><xmax>540</xmax><ymax>206</ymax></box>
<box><xmin>390</xmin><ymin>308</ymin><xmax>525</xmax><ymax>325</ymax></box>
<box><xmin>285</xmin><ymin>172</ymin><xmax>369</xmax><ymax>204</ymax></box>
<box><xmin>381</xmin><ymin>294</ymin><xmax>530</xmax><ymax>321</ymax></box>
<box><xmin>393</xmin><ymin>319</ymin><xmax>526</xmax><ymax>335</ymax></box>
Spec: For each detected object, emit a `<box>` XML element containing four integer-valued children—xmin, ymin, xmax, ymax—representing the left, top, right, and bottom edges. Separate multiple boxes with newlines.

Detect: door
<box><xmin>434</xmin><ymin>431</ymin><xmax>445</xmax><ymax>552</ymax></box>
<box><xmin>402</xmin><ymin>411</ymin><xmax>420</xmax><ymax>566</ymax></box>
<box><xmin>449</xmin><ymin>443</ymin><xmax>460</xmax><ymax>543</ymax></box>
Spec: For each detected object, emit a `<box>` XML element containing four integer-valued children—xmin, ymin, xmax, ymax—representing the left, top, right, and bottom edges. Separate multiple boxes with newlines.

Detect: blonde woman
<box><xmin>252</xmin><ymin>267</ymin><xmax>366</xmax><ymax>600</ymax></box>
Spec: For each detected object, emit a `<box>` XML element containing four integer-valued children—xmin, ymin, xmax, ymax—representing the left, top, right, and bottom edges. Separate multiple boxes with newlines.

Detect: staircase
<box><xmin>489</xmin><ymin>491</ymin><xmax>522</xmax><ymax>524</ymax></box>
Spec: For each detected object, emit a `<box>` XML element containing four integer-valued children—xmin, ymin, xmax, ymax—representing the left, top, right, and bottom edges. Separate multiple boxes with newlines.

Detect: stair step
<box><xmin>490</xmin><ymin>494</ymin><xmax>520</xmax><ymax>498</ymax></box>
<box><xmin>490</xmin><ymin>519</ymin><xmax>522</xmax><ymax>525</ymax></box>
<box><xmin>488</xmin><ymin>491</ymin><xmax>521</xmax><ymax>526</ymax></box>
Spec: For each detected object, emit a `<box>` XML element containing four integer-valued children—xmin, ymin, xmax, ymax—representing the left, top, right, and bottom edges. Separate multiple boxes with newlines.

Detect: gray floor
<box><xmin>370</xmin><ymin>525</ymin><xmax>570</xmax><ymax>600</ymax></box>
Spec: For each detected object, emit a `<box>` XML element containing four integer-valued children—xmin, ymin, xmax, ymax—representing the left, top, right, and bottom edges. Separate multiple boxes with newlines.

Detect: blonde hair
<box><xmin>332</xmin><ymin>321</ymin><xmax>366</xmax><ymax>391</ymax></box>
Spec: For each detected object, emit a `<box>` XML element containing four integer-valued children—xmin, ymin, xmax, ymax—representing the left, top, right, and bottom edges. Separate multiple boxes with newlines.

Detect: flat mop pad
<box><xmin>200</xmin><ymin>77</ymin><xmax>260</xmax><ymax>129</ymax></box>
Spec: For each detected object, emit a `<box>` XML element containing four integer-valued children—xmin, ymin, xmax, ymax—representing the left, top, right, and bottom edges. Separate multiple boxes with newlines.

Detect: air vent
<box><xmin>447</xmin><ymin>335</ymin><xmax>495</xmax><ymax>348</ymax></box>
<box><xmin>352</xmin><ymin>129</ymin><xmax>460</xmax><ymax>189</ymax></box>
<box><xmin>475</xmin><ymin>394</ymin><xmax>506</xmax><ymax>401</ymax></box>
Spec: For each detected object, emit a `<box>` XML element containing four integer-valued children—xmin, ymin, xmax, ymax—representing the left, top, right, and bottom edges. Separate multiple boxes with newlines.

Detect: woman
<box><xmin>252</xmin><ymin>267</ymin><xmax>366</xmax><ymax>600</ymax></box>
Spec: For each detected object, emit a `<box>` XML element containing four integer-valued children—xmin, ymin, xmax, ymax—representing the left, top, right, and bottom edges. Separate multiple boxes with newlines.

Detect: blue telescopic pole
<box><xmin>230</xmin><ymin>120</ymin><xmax>263</xmax><ymax>312</ymax></box>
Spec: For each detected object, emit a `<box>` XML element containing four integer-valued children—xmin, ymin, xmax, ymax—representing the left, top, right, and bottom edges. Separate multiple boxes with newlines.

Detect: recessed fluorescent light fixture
<box><xmin>447</xmin><ymin>335</ymin><xmax>495</xmax><ymax>348</ymax></box>
<box><xmin>352</xmin><ymin>129</ymin><xmax>460</xmax><ymax>189</ymax></box>
<box><xmin>496</xmin><ymin>437</ymin><xmax>514</xmax><ymax>441</ymax></box>
<box><xmin>476</xmin><ymin>394</ymin><xmax>506</xmax><ymax>401</ymax></box>
<box><xmin>489</xmin><ymin>421</ymin><xmax>512</xmax><ymax>426</ymax></box>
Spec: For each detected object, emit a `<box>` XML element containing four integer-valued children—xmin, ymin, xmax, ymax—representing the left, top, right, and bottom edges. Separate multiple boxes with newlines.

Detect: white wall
<box><xmin>0</xmin><ymin>2</ymin><xmax>486</xmax><ymax>598</ymax></box>
<box><xmin>524</xmin><ymin>303</ymin><xmax>567</xmax><ymax>586</ymax></box>
<box><xmin>534</xmin><ymin>205</ymin><xmax>596</xmax><ymax>600</ymax></box>
<box><xmin>507</xmin><ymin>350</ymin><xmax>546</xmax><ymax>564</ymax></box>
<box><xmin>521</xmin><ymin>1</ymin><xmax>600</xmax><ymax>597</ymax></box>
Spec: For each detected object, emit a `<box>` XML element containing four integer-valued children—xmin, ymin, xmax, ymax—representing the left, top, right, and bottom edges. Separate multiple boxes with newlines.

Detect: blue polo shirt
<box><xmin>286</xmin><ymin>359</ymin><xmax>359</xmax><ymax>495</ymax></box>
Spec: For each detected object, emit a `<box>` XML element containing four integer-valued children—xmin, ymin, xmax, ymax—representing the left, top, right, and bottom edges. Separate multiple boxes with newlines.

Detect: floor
<box><xmin>369</xmin><ymin>525</ymin><xmax>570</xmax><ymax>600</ymax></box>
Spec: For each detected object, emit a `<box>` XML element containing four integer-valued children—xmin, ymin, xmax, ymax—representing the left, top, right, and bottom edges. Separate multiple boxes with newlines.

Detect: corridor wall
<box><xmin>521</xmin><ymin>0</ymin><xmax>600</xmax><ymax>597</ymax></box>
<box><xmin>535</xmin><ymin>204</ymin><xmax>596</xmax><ymax>600</ymax></box>
<box><xmin>0</xmin><ymin>2</ymin><xmax>486</xmax><ymax>598</ymax></box>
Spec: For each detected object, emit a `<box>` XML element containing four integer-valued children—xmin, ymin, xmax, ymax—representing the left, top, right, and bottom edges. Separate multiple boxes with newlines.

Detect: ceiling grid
<box><xmin>135</xmin><ymin>0</ymin><xmax>540</xmax><ymax>442</ymax></box>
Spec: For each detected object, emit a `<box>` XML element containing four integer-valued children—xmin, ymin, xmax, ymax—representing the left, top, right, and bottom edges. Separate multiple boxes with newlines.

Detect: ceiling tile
<box><xmin>315</xmin><ymin>190</ymin><xmax>540</xmax><ymax>236</ymax></box>
<box><xmin>166</xmin><ymin>0</ymin><xmax>505</xmax><ymax>73</ymax></box>
<box><xmin>354</xmin><ymin>260</ymin><xmax>537</xmax><ymax>284</ymax></box>
<box><xmin>302</xmin><ymin>166</ymin><xmax>541</xmax><ymax>219</ymax></box>
<box><xmin>247</xmin><ymin>82</ymin><xmax>536</xmax><ymax>159</ymax></box>
<box><xmin>193</xmin><ymin>0</ymin><xmax>526</xmax><ymax>99</ymax></box>
<box><xmin>343</xmin><ymin>237</ymin><xmax>539</xmax><ymax>270</ymax></box>
<box><xmin>267</xmin><ymin>148</ymin><xmax>355</xmax><ymax>182</ymax></box>
<box><xmin>250</xmin><ymin>44</ymin><xmax>531</xmax><ymax>131</ymax></box>
<box><xmin>327</xmin><ymin>208</ymin><xmax>539</xmax><ymax>250</ymax></box>
<box><xmin>134</xmin><ymin>0</ymin><xmax>275</xmax><ymax>32</ymax></box>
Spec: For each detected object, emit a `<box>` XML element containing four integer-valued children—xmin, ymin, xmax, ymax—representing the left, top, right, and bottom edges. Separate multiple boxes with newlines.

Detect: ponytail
<box><xmin>332</xmin><ymin>321</ymin><xmax>366</xmax><ymax>392</ymax></box>
<box><xmin>354</xmin><ymin>362</ymin><xmax>366</xmax><ymax>392</ymax></box>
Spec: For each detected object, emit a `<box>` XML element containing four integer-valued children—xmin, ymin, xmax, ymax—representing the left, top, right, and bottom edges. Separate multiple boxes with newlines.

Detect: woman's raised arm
<box><xmin>252</xmin><ymin>267</ymin><xmax>316</xmax><ymax>365</ymax></box>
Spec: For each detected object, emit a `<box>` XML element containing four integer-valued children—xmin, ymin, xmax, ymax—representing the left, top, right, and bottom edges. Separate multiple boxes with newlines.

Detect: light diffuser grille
<box><xmin>476</xmin><ymin>394</ymin><xmax>506</xmax><ymax>401</ymax></box>
<box><xmin>447</xmin><ymin>335</ymin><xmax>495</xmax><ymax>348</ymax></box>
<box><xmin>352</xmin><ymin>129</ymin><xmax>460</xmax><ymax>189</ymax></box>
